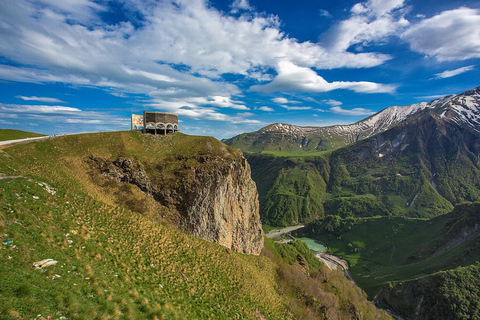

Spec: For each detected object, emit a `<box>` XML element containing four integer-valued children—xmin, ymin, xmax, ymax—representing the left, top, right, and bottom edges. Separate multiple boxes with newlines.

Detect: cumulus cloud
<box><xmin>272</xmin><ymin>97</ymin><xmax>289</xmax><ymax>104</ymax></box>
<box><xmin>205</xmin><ymin>96</ymin><xmax>249</xmax><ymax>110</ymax></box>
<box><xmin>250</xmin><ymin>61</ymin><xmax>396</xmax><ymax>93</ymax></box>
<box><xmin>0</xmin><ymin>0</ymin><xmax>394</xmax><ymax>100</ymax></box>
<box><xmin>16</xmin><ymin>96</ymin><xmax>66</xmax><ymax>104</ymax></box>
<box><xmin>330</xmin><ymin>106</ymin><xmax>375</xmax><ymax>116</ymax></box>
<box><xmin>402</xmin><ymin>8</ymin><xmax>480</xmax><ymax>61</ymax></box>
<box><xmin>321</xmin><ymin>0</ymin><xmax>409</xmax><ymax>53</ymax></box>
<box><xmin>434</xmin><ymin>65</ymin><xmax>475</xmax><ymax>79</ymax></box>
<box><xmin>271</xmin><ymin>97</ymin><xmax>301</xmax><ymax>104</ymax></box>
<box><xmin>230</xmin><ymin>0</ymin><xmax>252</xmax><ymax>13</ymax></box>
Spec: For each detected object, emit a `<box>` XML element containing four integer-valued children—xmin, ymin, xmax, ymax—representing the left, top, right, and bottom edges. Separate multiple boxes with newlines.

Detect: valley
<box><xmin>225</xmin><ymin>86</ymin><xmax>480</xmax><ymax>319</ymax></box>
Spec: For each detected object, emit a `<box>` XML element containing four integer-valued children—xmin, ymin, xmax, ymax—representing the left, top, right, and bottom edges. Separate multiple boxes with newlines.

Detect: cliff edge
<box><xmin>86</xmin><ymin>132</ymin><xmax>264</xmax><ymax>255</ymax></box>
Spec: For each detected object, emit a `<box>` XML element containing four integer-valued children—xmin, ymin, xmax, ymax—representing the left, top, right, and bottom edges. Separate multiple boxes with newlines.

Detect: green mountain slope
<box><xmin>0</xmin><ymin>131</ymin><xmax>389</xmax><ymax>319</ymax></box>
<box><xmin>304</xmin><ymin>202</ymin><xmax>480</xmax><ymax>291</ymax></box>
<box><xmin>0</xmin><ymin>129</ymin><xmax>45</xmax><ymax>141</ymax></box>
<box><xmin>297</xmin><ymin>202</ymin><xmax>480</xmax><ymax>318</ymax></box>
<box><xmin>231</xmin><ymin>88</ymin><xmax>480</xmax><ymax>225</ymax></box>
<box><xmin>375</xmin><ymin>263</ymin><xmax>480</xmax><ymax>320</ymax></box>
<box><xmin>246</xmin><ymin>153</ymin><xmax>330</xmax><ymax>226</ymax></box>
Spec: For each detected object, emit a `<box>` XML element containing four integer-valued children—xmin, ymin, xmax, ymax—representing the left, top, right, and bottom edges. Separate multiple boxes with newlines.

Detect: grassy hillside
<box><xmin>375</xmin><ymin>263</ymin><xmax>480</xmax><ymax>320</ymax></box>
<box><xmin>0</xmin><ymin>129</ymin><xmax>45</xmax><ymax>141</ymax></box>
<box><xmin>246</xmin><ymin>153</ymin><xmax>330</xmax><ymax>227</ymax></box>
<box><xmin>0</xmin><ymin>131</ymin><xmax>389</xmax><ymax>319</ymax></box>
<box><xmin>300</xmin><ymin>202</ymin><xmax>480</xmax><ymax>297</ymax></box>
<box><xmin>0</xmin><ymin>131</ymin><xmax>243</xmax><ymax>229</ymax></box>
<box><xmin>0</xmin><ymin>177</ymin><xmax>284</xmax><ymax>319</ymax></box>
<box><xmin>223</xmin><ymin>129</ymin><xmax>346</xmax><ymax>155</ymax></box>
<box><xmin>263</xmin><ymin>239</ymin><xmax>390</xmax><ymax>320</ymax></box>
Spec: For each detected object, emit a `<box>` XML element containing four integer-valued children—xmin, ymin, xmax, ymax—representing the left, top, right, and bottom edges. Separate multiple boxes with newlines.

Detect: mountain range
<box><xmin>225</xmin><ymin>87</ymin><xmax>480</xmax><ymax>155</ymax></box>
<box><xmin>225</xmin><ymin>86</ymin><xmax>480</xmax><ymax>226</ymax></box>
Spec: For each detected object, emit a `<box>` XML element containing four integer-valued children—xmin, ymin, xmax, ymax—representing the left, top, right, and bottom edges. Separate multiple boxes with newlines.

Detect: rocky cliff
<box><xmin>87</xmin><ymin>134</ymin><xmax>263</xmax><ymax>255</ymax></box>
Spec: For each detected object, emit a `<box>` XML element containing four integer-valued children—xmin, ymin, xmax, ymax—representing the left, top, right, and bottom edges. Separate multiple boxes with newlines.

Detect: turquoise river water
<box><xmin>299</xmin><ymin>237</ymin><xmax>327</xmax><ymax>253</ymax></box>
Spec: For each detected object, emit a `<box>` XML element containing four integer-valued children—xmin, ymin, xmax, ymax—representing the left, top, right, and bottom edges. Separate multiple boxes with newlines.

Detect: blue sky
<box><xmin>0</xmin><ymin>0</ymin><xmax>479</xmax><ymax>139</ymax></box>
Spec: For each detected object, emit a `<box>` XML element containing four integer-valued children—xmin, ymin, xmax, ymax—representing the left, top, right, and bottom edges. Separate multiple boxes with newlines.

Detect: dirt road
<box><xmin>265</xmin><ymin>224</ymin><xmax>305</xmax><ymax>239</ymax></box>
<box><xmin>316</xmin><ymin>252</ymin><xmax>357</xmax><ymax>283</ymax></box>
<box><xmin>0</xmin><ymin>136</ymin><xmax>52</xmax><ymax>147</ymax></box>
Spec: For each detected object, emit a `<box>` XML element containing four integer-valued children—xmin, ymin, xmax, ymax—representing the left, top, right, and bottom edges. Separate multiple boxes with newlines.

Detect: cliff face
<box><xmin>177</xmin><ymin>156</ymin><xmax>263</xmax><ymax>255</ymax></box>
<box><xmin>88</xmin><ymin>140</ymin><xmax>263</xmax><ymax>255</ymax></box>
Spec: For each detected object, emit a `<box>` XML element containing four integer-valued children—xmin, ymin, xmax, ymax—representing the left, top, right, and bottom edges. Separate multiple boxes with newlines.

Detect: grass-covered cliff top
<box><xmin>0</xmin><ymin>131</ymin><xmax>241</xmax><ymax>212</ymax></box>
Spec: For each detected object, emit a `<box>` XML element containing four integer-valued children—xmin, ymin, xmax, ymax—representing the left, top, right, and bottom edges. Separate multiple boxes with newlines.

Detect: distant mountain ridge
<box><xmin>225</xmin><ymin>87</ymin><xmax>480</xmax><ymax>154</ymax></box>
<box><xmin>225</xmin><ymin>86</ymin><xmax>480</xmax><ymax>226</ymax></box>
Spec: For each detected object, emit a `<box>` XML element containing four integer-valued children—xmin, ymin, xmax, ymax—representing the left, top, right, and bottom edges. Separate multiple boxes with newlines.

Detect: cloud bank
<box><xmin>0</xmin><ymin>0</ymin><xmax>399</xmax><ymax>124</ymax></box>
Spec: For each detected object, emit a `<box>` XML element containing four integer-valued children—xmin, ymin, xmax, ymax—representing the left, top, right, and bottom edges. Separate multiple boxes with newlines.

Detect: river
<box><xmin>298</xmin><ymin>237</ymin><xmax>327</xmax><ymax>253</ymax></box>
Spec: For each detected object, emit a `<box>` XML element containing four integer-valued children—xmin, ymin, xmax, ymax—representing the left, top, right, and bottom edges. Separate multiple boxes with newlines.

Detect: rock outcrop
<box><xmin>174</xmin><ymin>156</ymin><xmax>263</xmax><ymax>255</ymax></box>
<box><xmin>88</xmin><ymin>150</ymin><xmax>264</xmax><ymax>255</ymax></box>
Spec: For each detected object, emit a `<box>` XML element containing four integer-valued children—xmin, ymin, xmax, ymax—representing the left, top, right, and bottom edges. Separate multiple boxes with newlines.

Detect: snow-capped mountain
<box><xmin>224</xmin><ymin>86</ymin><xmax>480</xmax><ymax>153</ymax></box>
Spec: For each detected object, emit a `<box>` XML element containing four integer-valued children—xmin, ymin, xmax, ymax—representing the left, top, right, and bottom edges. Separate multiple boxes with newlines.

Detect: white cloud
<box><xmin>230</xmin><ymin>0</ymin><xmax>252</xmax><ymax>13</ymax></box>
<box><xmin>272</xmin><ymin>97</ymin><xmax>289</xmax><ymax>104</ymax></box>
<box><xmin>321</xmin><ymin>0</ymin><xmax>408</xmax><ymax>53</ymax></box>
<box><xmin>0</xmin><ymin>104</ymin><xmax>81</xmax><ymax>113</ymax></box>
<box><xmin>272</xmin><ymin>97</ymin><xmax>301</xmax><ymax>104</ymax></box>
<box><xmin>144</xmin><ymin>96</ymin><xmax>257</xmax><ymax>124</ymax></box>
<box><xmin>319</xmin><ymin>10</ymin><xmax>332</xmax><ymax>18</ymax></box>
<box><xmin>250</xmin><ymin>61</ymin><xmax>396</xmax><ymax>93</ymax></box>
<box><xmin>206</xmin><ymin>96</ymin><xmax>249</xmax><ymax>110</ymax></box>
<box><xmin>16</xmin><ymin>96</ymin><xmax>66</xmax><ymax>104</ymax></box>
<box><xmin>0</xmin><ymin>102</ymin><xmax>130</xmax><ymax>133</ymax></box>
<box><xmin>0</xmin><ymin>0</ymin><xmax>393</xmax><ymax>94</ymax></box>
<box><xmin>322</xmin><ymin>99</ymin><xmax>343</xmax><ymax>106</ymax></box>
<box><xmin>281</xmin><ymin>105</ymin><xmax>312</xmax><ymax>111</ymax></box>
<box><xmin>330</xmin><ymin>106</ymin><xmax>375</xmax><ymax>116</ymax></box>
<box><xmin>434</xmin><ymin>65</ymin><xmax>475</xmax><ymax>79</ymax></box>
<box><xmin>402</xmin><ymin>8</ymin><xmax>480</xmax><ymax>61</ymax></box>
<box><xmin>259</xmin><ymin>106</ymin><xmax>274</xmax><ymax>112</ymax></box>
<box><xmin>363</xmin><ymin>0</ymin><xmax>405</xmax><ymax>17</ymax></box>
<box><xmin>416</xmin><ymin>94</ymin><xmax>449</xmax><ymax>100</ymax></box>
<box><xmin>65</xmin><ymin>119</ymin><xmax>103</xmax><ymax>124</ymax></box>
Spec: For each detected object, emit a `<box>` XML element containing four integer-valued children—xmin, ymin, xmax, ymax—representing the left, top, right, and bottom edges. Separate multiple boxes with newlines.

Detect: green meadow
<box><xmin>0</xmin><ymin>129</ymin><xmax>45</xmax><ymax>141</ymax></box>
